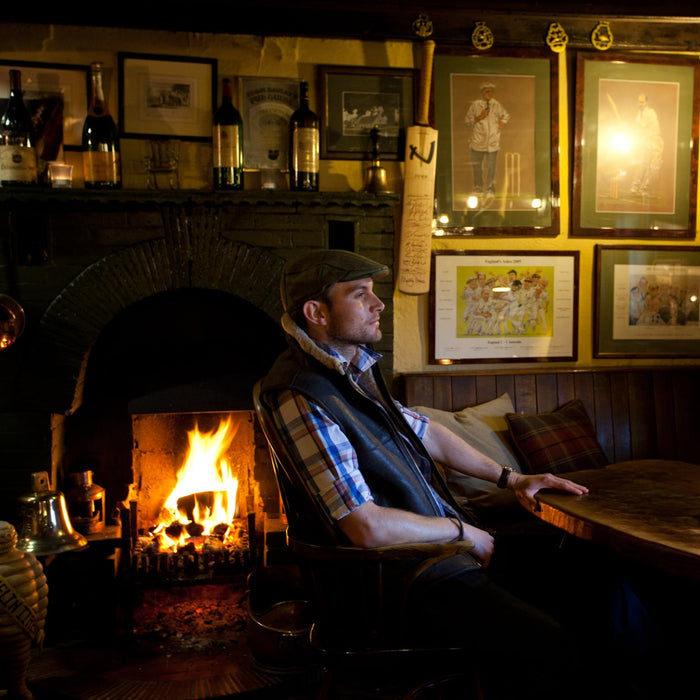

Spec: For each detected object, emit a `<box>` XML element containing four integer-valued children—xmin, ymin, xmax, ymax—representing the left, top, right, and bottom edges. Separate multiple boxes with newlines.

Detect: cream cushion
<box><xmin>411</xmin><ymin>393</ymin><xmax>521</xmax><ymax>501</ymax></box>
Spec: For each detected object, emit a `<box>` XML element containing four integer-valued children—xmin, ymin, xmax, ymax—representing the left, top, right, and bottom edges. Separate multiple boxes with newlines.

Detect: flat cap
<box><xmin>281</xmin><ymin>249</ymin><xmax>388</xmax><ymax>315</ymax></box>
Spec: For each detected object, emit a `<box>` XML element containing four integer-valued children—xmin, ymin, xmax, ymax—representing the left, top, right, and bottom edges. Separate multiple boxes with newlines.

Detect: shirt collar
<box><xmin>316</xmin><ymin>342</ymin><xmax>382</xmax><ymax>379</ymax></box>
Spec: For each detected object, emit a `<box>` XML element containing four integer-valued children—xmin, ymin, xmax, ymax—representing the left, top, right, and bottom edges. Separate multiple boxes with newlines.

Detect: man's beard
<box><xmin>326</xmin><ymin>317</ymin><xmax>382</xmax><ymax>347</ymax></box>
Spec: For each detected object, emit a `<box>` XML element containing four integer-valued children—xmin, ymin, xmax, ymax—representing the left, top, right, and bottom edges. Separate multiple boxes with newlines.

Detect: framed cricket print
<box><xmin>318</xmin><ymin>65</ymin><xmax>416</xmax><ymax>160</ymax></box>
<box><xmin>432</xmin><ymin>49</ymin><xmax>559</xmax><ymax>237</ymax></box>
<box><xmin>573</xmin><ymin>52</ymin><xmax>699</xmax><ymax>238</ymax></box>
<box><xmin>118</xmin><ymin>53</ymin><xmax>216</xmax><ymax>141</ymax></box>
<box><xmin>595</xmin><ymin>245</ymin><xmax>700</xmax><ymax>358</ymax></box>
<box><xmin>430</xmin><ymin>250</ymin><xmax>579</xmax><ymax>364</ymax></box>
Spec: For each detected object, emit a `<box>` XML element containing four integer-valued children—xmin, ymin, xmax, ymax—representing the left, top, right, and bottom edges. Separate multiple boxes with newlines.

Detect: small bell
<box><xmin>16</xmin><ymin>471</ymin><xmax>88</xmax><ymax>557</ymax></box>
<box><xmin>363</xmin><ymin>126</ymin><xmax>392</xmax><ymax>194</ymax></box>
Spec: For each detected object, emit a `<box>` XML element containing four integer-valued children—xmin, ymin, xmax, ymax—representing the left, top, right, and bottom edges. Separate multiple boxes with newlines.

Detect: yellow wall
<box><xmin>1</xmin><ymin>26</ymin><xmax>698</xmax><ymax>374</ymax></box>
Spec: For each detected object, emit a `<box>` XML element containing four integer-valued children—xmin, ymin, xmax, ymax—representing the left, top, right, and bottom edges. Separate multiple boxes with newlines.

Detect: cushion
<box><xmin>454</xmin><ymin>392</ymin><xmax>515</xmax><ymax>449</ymax></box>
<box><xmin>505</xmin><ymin>399</ymin><xmax>609</xmax><ymax>475</ymax></box>
<box><xmin>412</xmin><ymin>393</ymin><xmax>521</xmax><ymax>500</ymax></box>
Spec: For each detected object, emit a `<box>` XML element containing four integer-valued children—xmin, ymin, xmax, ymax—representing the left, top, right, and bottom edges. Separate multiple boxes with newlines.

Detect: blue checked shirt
<box><xmin>270</xmin><ymin>343</ymin><xmax>431</xmax><ymax>523</ymax></box>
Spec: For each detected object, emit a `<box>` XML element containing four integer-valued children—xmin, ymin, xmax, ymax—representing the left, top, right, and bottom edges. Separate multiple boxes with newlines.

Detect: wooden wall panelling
<box><xmin>626</xmin><ymin>372</ymin><xmax>657</xmax><ymax>460</ymax></box>
<box><xmin>609</xmin><ymin>372</ymin><xmax>632</xmax><ymax>464</ymax></box>
<box><xmin>591</xmin><ymin>372</ymin><xmax>615</xmax><ymax>464</ymax></box>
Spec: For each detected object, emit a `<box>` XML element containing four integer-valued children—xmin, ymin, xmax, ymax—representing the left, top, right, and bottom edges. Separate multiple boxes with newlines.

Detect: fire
<box><xmin>151</xmin><ymin>417</ymin><xmax>239</xmax><ymax>551</ymax></box>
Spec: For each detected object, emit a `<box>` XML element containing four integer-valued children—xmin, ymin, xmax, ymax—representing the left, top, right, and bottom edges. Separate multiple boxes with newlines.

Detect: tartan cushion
<box><xmin>505</xmin><ymin>399</ymin><xmax>609</xmax><ymax>474</ymax></box>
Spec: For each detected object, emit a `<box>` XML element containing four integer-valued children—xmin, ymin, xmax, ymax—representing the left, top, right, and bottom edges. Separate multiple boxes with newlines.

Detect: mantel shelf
<box><xmin>0</xmin><ymin>188</ymin><xmax>400</xmax><ymax>210</ymax></box>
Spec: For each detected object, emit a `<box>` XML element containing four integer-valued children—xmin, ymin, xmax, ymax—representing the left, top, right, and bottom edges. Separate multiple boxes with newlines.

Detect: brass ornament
<box><xmin>472</xmin><ymin>21</ymin><xmax>494</xmax><ymax>51</ymax></box>
<box><xmin>412</xmin><ymin>13</ymin><xmax>433</xmax><ymax>38</ymax></box>
<box><xmin>546</xmin><ymin>22</ymin><xmax>569</xmax><ymax>53</ymax></box>
<box><xmin>591</xmin><ymin>21</ymin><xmax>614</xmax><ymax>51</ymax></box>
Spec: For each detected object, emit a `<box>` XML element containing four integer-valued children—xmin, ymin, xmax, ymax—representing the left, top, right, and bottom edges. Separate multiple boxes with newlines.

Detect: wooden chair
<box><xmin>252</xmin><ymin>380</ymin><xmax>482</xmax><ymax>699</ymax></box>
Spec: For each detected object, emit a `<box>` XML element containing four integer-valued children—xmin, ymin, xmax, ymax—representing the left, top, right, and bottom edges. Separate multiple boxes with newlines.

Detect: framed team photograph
<box><xmin>595</xmin><ymin>245</ymin><xmax>700</xmax><ymax>357</ymax></box>
<box><xmin>430</xmin><ymin>250</ymin><xmax>578</xmax><ymax>364</ymax></box>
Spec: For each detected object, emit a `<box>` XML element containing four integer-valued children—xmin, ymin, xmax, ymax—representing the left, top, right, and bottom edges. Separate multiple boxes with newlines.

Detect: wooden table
<box><xmin>534</xmin><ymin>460</ymin><xmax>700</xmax><ymax>582</ymax></box>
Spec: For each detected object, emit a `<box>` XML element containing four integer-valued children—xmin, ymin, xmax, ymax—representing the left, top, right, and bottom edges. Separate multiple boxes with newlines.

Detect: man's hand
<box><xmin>463</xmin><ymin>523</ymin><xmax>495</xmax><ymax>567</ymax></box>
<box><xmin>510</xmin><ymin>472</ymin><xmax>589</xmax><ymax>512</ymax></box>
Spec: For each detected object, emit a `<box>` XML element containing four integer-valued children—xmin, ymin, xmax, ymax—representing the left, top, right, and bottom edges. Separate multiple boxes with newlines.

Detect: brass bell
<box><xmin>16</xmin><ymin>471</ymin><xmax>88</xmax><ymax>557</ymax></box>
<box><xmin>363</xmin><ymin>125</ymin><xmax>392</xmax><ymax>194</ymax></box>
<box><xmin>0</xmin><ymin>293</ymin><xmax>25</xmax><ymax>351</ymax></box>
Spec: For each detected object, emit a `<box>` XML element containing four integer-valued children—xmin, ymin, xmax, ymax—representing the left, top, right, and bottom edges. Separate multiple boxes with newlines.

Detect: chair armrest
<box><xmin>289</xmin><ymin>535</ymin><xmax>475</xmax><ymax>562</ymax></box>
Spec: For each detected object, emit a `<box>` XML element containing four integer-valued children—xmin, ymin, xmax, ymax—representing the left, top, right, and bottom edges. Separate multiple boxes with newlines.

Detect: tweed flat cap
<box><xmin>281</xmin><ymin>249</ymin><xmax>388</xmax><ymax>315</ymax></box>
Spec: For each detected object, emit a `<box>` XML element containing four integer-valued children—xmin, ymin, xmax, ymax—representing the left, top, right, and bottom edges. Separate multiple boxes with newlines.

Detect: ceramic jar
<box><xmin>0</xmin><ymin>520</ymin><xmax>49</xmax><ymax>700</ymax></box>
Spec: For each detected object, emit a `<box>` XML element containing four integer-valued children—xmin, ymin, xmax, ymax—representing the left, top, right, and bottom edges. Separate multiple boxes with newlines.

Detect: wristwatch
<box><xmin>497</xmin><ymin>465</ymin><xmax>513</xmax><ymax>489</ymax></box>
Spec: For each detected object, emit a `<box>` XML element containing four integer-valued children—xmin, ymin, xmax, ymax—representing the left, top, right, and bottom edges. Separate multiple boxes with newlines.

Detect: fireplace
<box><xmin>56</xmin><ymin>284</ymin><xmax>287</xmax><ymax>544</ymax></box>
<box><xmin>129</xmin><ymin>409</ymin><xmax>263</xmax><ymax>581</ymax></box>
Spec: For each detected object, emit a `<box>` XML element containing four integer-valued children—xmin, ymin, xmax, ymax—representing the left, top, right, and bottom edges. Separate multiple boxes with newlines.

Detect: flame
<box><xmin>151</xmin><ymin>417</ymin><xmax>239</xmax><ymax>551</ymax></box>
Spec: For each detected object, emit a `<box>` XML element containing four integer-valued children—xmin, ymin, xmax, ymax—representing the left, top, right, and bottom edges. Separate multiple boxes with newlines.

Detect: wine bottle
<box><xmin>82</xmin><ymin>62</ymin><xmax>121</xmax><ymax>189</ymax></box>
<box><xmin>0</xmin><ymin>70</ymin><xmax>38</xmax><ymax>187</ymax></box>
<box><xmin>288</xmin><ymin>81</ymin><xmax>319</xmax><ymax>191</ymax></box>
<box><xmin>213</xmin><ymin>78</ymin><xmax>243</xmax><ymax>190</ymax></box>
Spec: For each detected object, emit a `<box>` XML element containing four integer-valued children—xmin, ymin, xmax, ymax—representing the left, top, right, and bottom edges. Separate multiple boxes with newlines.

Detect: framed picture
<box><xmin>240</xmin><ymin>77</ymin><xmax>298</xmax><ymax>170</ymax></box>
<box><xmin>594</xmin><ymin>245</ymin><xmax>700</xmax><ymax>358</ymax></box>
<box><xmin>318</xmin><ymin>65</ymin><xmax>416</xmax><ymax>160</ymax></box>
<box><xmin>432</xmin><ymin>49</ymin><xmax>559</xmax><ymax>236</ymax></box>
<box><xmin>118</xmin><ymin>53</ymin><xmax>216</xmax><ymax>141</ymax></box>
<box><xmin>430</xmin><ymin>250</ymin><xmax>579</xmax><ymax>364</ymax></box>
<box><xmin>0</xmin><ymin>60</ymin><xmax>88</xmax><ymax>153</ymax></box>
<box><xmin>573</xmin><ymin>52</ymin><xmax>700</xmax><ymax>238</ymax></box>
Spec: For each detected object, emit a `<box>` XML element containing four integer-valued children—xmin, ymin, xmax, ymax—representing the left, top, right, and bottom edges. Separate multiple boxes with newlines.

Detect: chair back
<box><xmin>253</xmin><ymin>379</ymin><xmax>343</xmax><ymax>545</ymax></box>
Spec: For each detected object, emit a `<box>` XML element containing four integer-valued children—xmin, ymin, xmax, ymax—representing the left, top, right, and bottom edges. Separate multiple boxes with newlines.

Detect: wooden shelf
<box><xmin>0</xmin><ymin>187</ymin><xmax>400</xmax><ymax>210</ymax></box>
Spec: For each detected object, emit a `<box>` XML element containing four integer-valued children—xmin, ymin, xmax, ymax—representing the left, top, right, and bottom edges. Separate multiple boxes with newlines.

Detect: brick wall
<box><xmin>0</xmin><ymin>190</ymin><xmax>398</xmax><ymax>523</ymax></box>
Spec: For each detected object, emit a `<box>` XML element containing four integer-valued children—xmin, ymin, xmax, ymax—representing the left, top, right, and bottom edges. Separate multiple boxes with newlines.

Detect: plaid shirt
<box><xmin>270</xmin><ymin>343</ymin><xmax>430</xmax><ymax>522</ymax></box>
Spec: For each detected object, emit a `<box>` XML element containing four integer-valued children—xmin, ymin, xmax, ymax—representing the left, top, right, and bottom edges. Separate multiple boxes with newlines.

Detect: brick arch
<box><xmin>20</xmin><ymin>218</ymin><xmax>285</xmax><ymax>413</ymax></box>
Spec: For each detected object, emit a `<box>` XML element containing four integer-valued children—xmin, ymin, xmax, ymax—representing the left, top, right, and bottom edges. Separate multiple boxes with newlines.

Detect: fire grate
<box><xmin>131</xmin><ymin>516</ymin><xmax>255</xmax><ymax>583</ymax></box>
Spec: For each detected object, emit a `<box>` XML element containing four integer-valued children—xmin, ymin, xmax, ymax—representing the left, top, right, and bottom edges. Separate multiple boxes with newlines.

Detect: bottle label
<box><xmin>83</xmin><ymin>151</ymin><xmax>121</xmax><ymax>184</ymax></box>
<box><xmin>0</xmin><ymin>145</ymin><xmax>38</xmax><ymax>183</ymax></box>
<box><xmin>292</xmin><ymin>127</ymin><xmax>319</xmax><ymax>173</ymax></box>
<box><xmin>213</xmin><ymin>125</ymin><xmax>241</xmax><ymax>168</ymax></box>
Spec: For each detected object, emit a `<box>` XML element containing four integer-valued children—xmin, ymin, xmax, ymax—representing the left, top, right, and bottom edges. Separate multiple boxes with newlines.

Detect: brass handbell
<box><xmin>16</xmin><ymin>471</ymin><xmax>88</xmax><ymax>557</ymax></box>
<box><xmin>363</xmin><ymin>126</ymin><xmax>392</xmax><ymax>194</ymax></box>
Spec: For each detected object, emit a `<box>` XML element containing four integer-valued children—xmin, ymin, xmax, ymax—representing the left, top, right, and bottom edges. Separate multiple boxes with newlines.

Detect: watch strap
<box><xmin>497</xmin><ymin>465</ymin><xmax>513</xmax><ymax>489</ymax></box>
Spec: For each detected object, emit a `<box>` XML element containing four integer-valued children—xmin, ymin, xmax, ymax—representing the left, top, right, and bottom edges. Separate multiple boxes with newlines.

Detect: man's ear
<box><xmin>302</xmin><ymin>299</ymin><xmax>328</xmax><ymax>327</ymax></box>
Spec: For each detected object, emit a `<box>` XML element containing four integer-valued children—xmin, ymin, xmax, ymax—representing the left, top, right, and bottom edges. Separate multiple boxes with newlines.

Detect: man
<box><xmin>259</xmin><ymin>249</ymin><xmax>659</xmax><ymax>700</ymax></box>
<box><xmin>630</xmin><ymin>93</ymin><xmax>663</xmax><ymax>197</ymax></box>
<box><xmin>465</xmin><ymin>81</ymin><xmax>510</xmax><ymax>198</ymax></box>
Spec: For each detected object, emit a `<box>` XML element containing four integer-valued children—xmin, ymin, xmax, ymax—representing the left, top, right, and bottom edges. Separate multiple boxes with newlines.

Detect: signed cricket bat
<box><xmin>398</xmin><ymin>39</ymin><xmax>437</xmax><ymax>295</ymax></box>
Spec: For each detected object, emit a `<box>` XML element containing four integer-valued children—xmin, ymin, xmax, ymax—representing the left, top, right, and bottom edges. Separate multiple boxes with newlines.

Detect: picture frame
<box><xmin>573</xmin><ymin>52</ymin><xmax>700</xmax><ymax>238</ymax></box>
<box><xmin>240</xmin><ymin>77</ymin><xmax>298</xmax><ymax>171</ymax></box>
<box><xmin>430</xmin><ymin>250</ymin><xmax>578</xmax><ymax>364</ymax></box>
<box><xmin>118</xmin><ymin>53</ymin><xmax>216</xmax><ymax>141</ymax></box>
<box><xmin>318</xmin><ymin>65</ymin><xmax>416</xmax><ymax>160</ymax></box>
<box><xmin>594</xmin><ymin>245</ymin><xmax>700</xmax><ymax>358</ymax></box>
<box><xmin>432</xmin><ymin>49</ymin><xmax>559</xmax><ymax>236</ymax></box>
<box><xmin>0</xmin><ymin>60</ymin><xmax>88</xmax><ymax>152</ymax></box>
